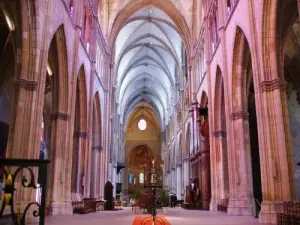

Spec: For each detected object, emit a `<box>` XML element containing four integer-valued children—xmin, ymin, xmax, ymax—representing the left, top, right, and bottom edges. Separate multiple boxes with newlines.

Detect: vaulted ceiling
<box><xmin>114</xmin><ymin>6</ymin><xmax>185</xmax><ymax>128</ymax></box>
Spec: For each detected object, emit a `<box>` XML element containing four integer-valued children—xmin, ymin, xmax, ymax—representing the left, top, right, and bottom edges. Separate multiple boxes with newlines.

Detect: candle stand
<box><xmin>141</xmin><ymin>160</ymin><xmax>164</xmax><ymax>225</ymax></box>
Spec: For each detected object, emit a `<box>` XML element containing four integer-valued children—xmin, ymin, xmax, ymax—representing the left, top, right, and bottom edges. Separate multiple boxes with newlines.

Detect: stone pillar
<box><xmin>172</xmin><ymin>168</ymin><xmax>176</xmax><ymax>193</ymax></box>
<box><xmin>192</xmin><ymin>102</ymin><xmax>199</xmax><ymax>153</ymax></box>
<box><xmin>258</xmin><ymin>79</ymin><xmax>295</xmax><ymax>224</ymax></box>
<box><xmin>90</xmin><ymin>147</ymin><xmax>99</xmax><ymax>197</ymax></box>
<box><xmin>108</xmin><ymin>161</ymin><xmax>112</xmax><ymax>182</ymax></box>
<box><xmin>227</xmin><ymin>111</ymin><xmax>253</xmax><ymax>216</ymax></box>
<box><xmin>99</xmin><ymin>149</ymin><xmax>104</xmax><ymax>199</ymax></box>
<box><xmin>167</xmin><ymin>171</ymin><xmax>171</xmax><ymax>192</ymax></box>
<box><xmin>75</xmin><ymin>132</ymin><xmax>88</xmax><ymax>195</ymax></box>
<box><xmin>176</xmin><ymin>163</ymin><xmax>182</xmax><ymax>200</ymax></box>
<box><xmin>49</xmin><ymin>114</ymin><xmax>73</xmax><ymax>215</ymax></box>
<box><xmin>189</xmin><ymin>108</ymin><xmax>194</xmax><ymax>156</ymax></box>
<box><xmin>183</xmin><ymin>158</ymin><xmax>190</xmax><ymax>199</ymax></box>
<box><xmin>112</xmin><ymin>165</ymin><xmax>117</xmax><ymax>198</ymax></box>
<box><xmin>199</xmin><ymin>119</ymin><xmax>210</xmax><ymax>210</ymax></box>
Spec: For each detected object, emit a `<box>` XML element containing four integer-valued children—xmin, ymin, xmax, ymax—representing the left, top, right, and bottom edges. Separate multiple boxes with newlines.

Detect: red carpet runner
<box><xmin>132</xmin><ymin>216</ymin><xmax>171</xmax><ymax>225</ymax></box>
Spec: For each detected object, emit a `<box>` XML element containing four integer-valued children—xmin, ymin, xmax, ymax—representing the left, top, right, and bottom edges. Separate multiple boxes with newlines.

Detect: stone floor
<box><xmin>45</xmin><ymin>207</ymin><xmax>269</xmax><ymax>225</ymax></box>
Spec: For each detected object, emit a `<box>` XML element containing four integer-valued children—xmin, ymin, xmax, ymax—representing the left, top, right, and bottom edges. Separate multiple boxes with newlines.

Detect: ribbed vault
<box><xmin>115</xmin><ymin>6</ymin><xmax>185</xmax><ymax>128</ymax></box>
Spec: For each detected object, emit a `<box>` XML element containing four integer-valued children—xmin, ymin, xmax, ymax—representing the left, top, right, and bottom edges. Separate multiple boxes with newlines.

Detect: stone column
<box><xmin>108</xmin><ymin>160</ymin><xmax>112</xmax><ymax>182</ymax></box>
<box><xmin>227</xmin><ymin>111</ymin><xmax>253</xmax><ymax>216</ymax></box>
<box><xmin>49</xmin><ymin>114</ymin><xmax>73</xmax><ymax>215</ymax></box>
<box><xmin>189</xmin><ymin>108</ymin><xmax>194</xmax><ymax>155</ymax></box>
<box><xmin>99</xmin><ymin>149</ymin><xmax>104</xmax><ymax>199</ymax></box>
<box><xmin>112</xmin><ymin>165</ymin><xmax>117</xmax><ymax>198</ymax></box>
<box><xmin>75</xmin><ymin>131</ymin><xmax>88</xmax><ymax>195</ymax></box>
<box><xmin>183</xmin><ymin>158</ymin><xmax>190</xmax><ymax>199</ymax></box>
<box><xmin>209</xmin><ymin>128</ymin><xmax>217</xmax><ymax>211</ymax></box>
<box><xmin>90</xmin><ymin>146</ymin><xmax>99</xmax><ymax>197</ymax></box>
<box><xmin>199</xmin><ymin>119</ymin><xmax>211</xmax><ymax>210</ymax></box>
<box><xmin>172</xmin><ymin>168</ymin><xmax>176</xmax><ymax>193</ymax></box>
<box><xmin>7</xmin><ymin>80</ymin><xmax>44</xmax><ymax>222</ymax></box>
<box><xmin>192</xmin><ymin>102</ymin><xmax>199</xmax><ymax>153</ymax></box>
<box><xmin>176</xmin><ymin>163</ymin><xmax>182</xmax><ymax>200</ymax></box>
<box><xmin>258</xmin><ymin>79</ymin><xmax>295</xmax><ymax>224</ymax></box>
<box><xmin>167</xmin><ymin>171</ymin><xmax>171</xmax><ymax>192</ymax></box>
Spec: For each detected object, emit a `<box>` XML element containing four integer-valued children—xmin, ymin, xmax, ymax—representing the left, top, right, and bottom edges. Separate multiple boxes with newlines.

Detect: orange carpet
<box><xmin>132</xmin><ymin>216</ymin><xmax>171</xmax><ymax>225</ymax></box>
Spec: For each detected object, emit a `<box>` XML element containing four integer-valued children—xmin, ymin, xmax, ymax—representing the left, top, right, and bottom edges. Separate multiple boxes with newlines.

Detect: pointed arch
<box><xmin>93</xmin><ymin>92</ymin><xmax>102</xmax><ymax>147</ymax></box>
<box><xmin>214</xmin><ymin>66</ymin><xmax>225</xmax><ymax>131</ymax></box>
<box><xmin>71</xmin><ymin>64</ymin><xmax>88</xmax><ymax>195</ymax></box>
<box><xmin>261</xmin><ymin>0</ymin><xmax>298</xmax><ymax>81</ymax></box>
<box><xmin>177</xmin><ymin>132</ymin><xmax>183</xmax><ymax>162</ymax></box>
<box><xmin>213</xmin><ymin>65</ymin><xmax>229</xmax><ymax>200</ymax></box>
<box><xmin>231</xmin><ymin>26</ymin><xmax>252</xmax><ymax>112</ymax></box>
<box><xmin>185</xmin><ymin>123</ymin><xmax>191</xmax><ymax>158</ymax></box>
<box><xmin>49</xmin><ymin>25</ymin><xmax>69</xmax><ymax>113</ymax></box>
<box><xmin>90</xmin><ymin>91</ymin><xmax>102</xmax><ymax>197</ymax></box>
<box><xmin>77</xmin><ymin>65</ymin><xmax>88</xmax><ymax>132</ymax></box>
<box><xmin>200</xmin><ymin>90</ymin><xmax>208</xmax><ymax>108</ymax></box>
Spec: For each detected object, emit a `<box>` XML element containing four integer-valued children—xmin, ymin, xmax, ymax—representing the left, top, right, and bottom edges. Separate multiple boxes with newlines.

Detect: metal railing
<box><xmin>0</xmin><ymin>158</ymin><xmax>50</xmax><ymax>225</ymax></box>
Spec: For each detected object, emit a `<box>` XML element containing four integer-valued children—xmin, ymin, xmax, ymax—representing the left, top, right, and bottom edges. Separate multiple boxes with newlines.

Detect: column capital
<box><xmin>213</xmin><ymin>130</ymin><xmax>226</xmax><ymax>137</ymax></box>
<box><xmin>260</xmin><ymin>78</ymin><xmax>286</xmax><ymax>93</ymax></box>
<box><xmin>92</xmin><ymin>145</ymin><xmax>103</xmax><ymax>151</ymax></box>
<box><xmin>176</xmin><ymin>162</ymin><xmax>182</xmax><ymax>168</ymax></box>
<box><xmin>230</xmin><ymin>111</ymin><xmax>249</xmax><ymax>121</ymax></box>
<box><xmin>52</xmin><ymin>112</ymin><xmax>69</xmax><ymax>121</ymax></box>
<box><xmin>73</xmin><ymin>130</ymin><xmax>88</xmax><ymax>138</ymax></box>
<box><xmin>14</xmin><ymin>78</ymin><xmax>38</xmax><ymax>91</ymax></box>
